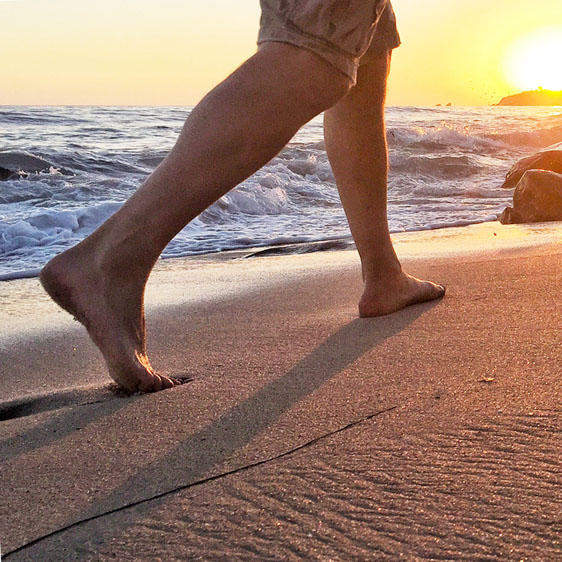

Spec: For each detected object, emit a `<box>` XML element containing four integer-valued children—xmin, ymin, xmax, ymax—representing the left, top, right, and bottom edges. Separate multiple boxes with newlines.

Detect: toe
<box><xmin>136</xmin><ymin>372</ymin><xmax>164</xmax><ymax>393</ymax></box>
<box><xmin>158</xmin><ymin>374</ymin><xmax>177</xmax><ymax>389</ymax></box>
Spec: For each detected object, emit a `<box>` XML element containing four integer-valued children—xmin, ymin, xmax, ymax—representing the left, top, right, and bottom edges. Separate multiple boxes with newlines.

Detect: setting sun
<box><xmin>504</xmin><ymin>26</ymin><xmax>562</xmax><ymax>91</ymax></box>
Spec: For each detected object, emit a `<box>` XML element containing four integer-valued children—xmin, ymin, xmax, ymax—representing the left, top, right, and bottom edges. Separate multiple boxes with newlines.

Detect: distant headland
<box><xmin>497</xmin><ymin>88</ymin><xmax>562</xmax><ymax>106</ymax></box>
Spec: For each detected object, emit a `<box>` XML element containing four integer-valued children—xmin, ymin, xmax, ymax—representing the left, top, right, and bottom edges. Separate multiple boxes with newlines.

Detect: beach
<box><xmin>1</xmin><ymin>223</ymin><xmax>561</xmax><ymax>560</ymax></box>
<box><xmin>2</xmin><ymin>0</ymin><xmax>562</xmax><ymax>557</ymax></box>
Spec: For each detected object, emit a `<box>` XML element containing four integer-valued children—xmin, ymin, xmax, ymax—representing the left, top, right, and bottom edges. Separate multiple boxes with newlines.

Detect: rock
<box><xmin>498</xmin><ymin>207</ymin><xmax>523</xmax><ymax>225</ymax></box>
<box><xmin>0</xmin><ymin>166</ymin><xmax>29</xmax><ymax>181</ymax></box>
<box><xmin>501</xmin><ymin>142</ymin><xmax>562</xmax><ymax>189</ymax></box>
<box><xmin>497</xmin><ymin>89</ymin><xmax>562</xmax><ymax>106</ymax></box>
<box><xmin>0</xmin><ymin>166</ymin><xmax>14</xmax><ymax>180</ymax></box>
<box><xmin>499</xmin><ymin>169</ymin><xmax>562</xmax><ymax>224</ymax></box>
<box><xmin>0</xmin><ymin>151</ymin><xmax>55</xmax><ymax>174</ymax></box>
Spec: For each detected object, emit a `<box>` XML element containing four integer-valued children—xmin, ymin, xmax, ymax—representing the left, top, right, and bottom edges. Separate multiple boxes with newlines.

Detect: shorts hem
<box><xmin>258</xmin><ymin>25</ymin><xmax>359</xmax><ymax>83</ymax></box>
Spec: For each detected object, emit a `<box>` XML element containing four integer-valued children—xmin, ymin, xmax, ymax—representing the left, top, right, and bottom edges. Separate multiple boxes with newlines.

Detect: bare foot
<box><xmin>40</xmin><ymin>247</ymin><xmax>179</xmax><ymax>393</ymax></box>
<box><xmin>359</xmin><ymin>271</ymin><xmax>445</xmax><ymax>317</ymax></box>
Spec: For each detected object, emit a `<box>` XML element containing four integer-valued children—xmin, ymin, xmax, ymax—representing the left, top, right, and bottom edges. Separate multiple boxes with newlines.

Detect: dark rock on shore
<box><xmin>0</xmin><ymin>151</ymin><xmax>55</xmax><ymax>175</ymax></box>
<box><xmin>498</xmin><ymin>207</ymin><xmax>523</xmax><ymax>224</ymax></box>
<box><xmin>0</xmin><ymin>166</ymin><xmax>29</xmax><ymax>181</ymax></box>
<box><xmin>501</xmin><ymin>142</ymin><xmax>562</xmax><ymax>189</ymax></box>
<box><xmin>0</xmin><ymin>166</ymin><xmax>15</xmax><ymax>180</ymax></box>
<box><xmin>499</xmin><ymin>169</ymin><xmax>562</xmax><ymax>224</ymax></box>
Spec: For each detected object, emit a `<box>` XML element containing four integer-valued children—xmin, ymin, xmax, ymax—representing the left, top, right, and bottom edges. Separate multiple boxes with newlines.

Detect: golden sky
<box><xmin>1</xmin><ymin>0</ymin><xmax>561</xmax><ymax>106</ymax></box>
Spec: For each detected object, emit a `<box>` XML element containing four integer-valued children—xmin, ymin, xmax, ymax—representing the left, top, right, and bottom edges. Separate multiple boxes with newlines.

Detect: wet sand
<box><xmin>1</xmin><ymin>223</ymin><xmax>561</xmax><ymax>560</ymax></box>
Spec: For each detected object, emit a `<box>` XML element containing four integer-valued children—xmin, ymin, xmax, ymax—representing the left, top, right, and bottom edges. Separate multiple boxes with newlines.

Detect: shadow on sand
<box><xmin>7</xmin><ymin>302</ymin><xmax>434</xmax><ymax>559</ymax></box>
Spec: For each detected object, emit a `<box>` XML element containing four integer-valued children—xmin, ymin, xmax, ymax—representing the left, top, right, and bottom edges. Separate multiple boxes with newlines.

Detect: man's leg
<box><xmin>41</xmin><ymin>43</ymin><xmax>351</xmax><ymax>392</ymax></box>
<box><xmin>324</xmin><ymin>52</ymin><xmax>445</xmax><ymax>317</ymax></box>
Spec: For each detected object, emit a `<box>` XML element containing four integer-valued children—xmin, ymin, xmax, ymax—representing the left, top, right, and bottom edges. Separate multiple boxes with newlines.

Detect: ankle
<box><xmin>362</xmin><ymin>260</ymin><xmax>403</xmax><ymax>287</ymax></box>
<box><xmin>94</xmin><ymin>238</ymin><xmax>153</xmax><ymax>284</ymax></box>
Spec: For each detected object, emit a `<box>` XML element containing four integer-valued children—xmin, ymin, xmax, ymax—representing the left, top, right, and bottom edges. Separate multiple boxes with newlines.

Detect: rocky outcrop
<box><xmin>0</xmin><ymin>166</ymin><xmax>15</xmax><ymax>180</ymax></box>
<box><xmin>501</xmin><ymin>142</ymin><xmax>562</xmax><ymax>189</ymax></box>
<box><xmin>497</xmin><ymin>89</ymin><xmax>562</xmax><ymax>106</ymax></box>
<box><xmin>0</xmin><ymin>152</ymin><xmax>55</xmax><ymax>175</ymax></box>
<box><xmin>499</xmin><ymin>169</ymin><xmax>562</xmax><ymax>224</ymax></box>
<box><xmin>0</xmin><ymin>151</ymin><xmax>73</xmax><ymax>180</ymax></box>
<box><xmin>0</xmin><ymin>166</ymin><xmax>29</xmax><ymax>181</ymax></box>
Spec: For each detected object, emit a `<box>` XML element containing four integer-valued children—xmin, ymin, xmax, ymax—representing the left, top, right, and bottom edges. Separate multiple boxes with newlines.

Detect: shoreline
<box><xmin>2</xmin><ymin>218</ymin><xmax>562</xmax><ymax>282</ymax></box>
<box><xmin>1</xmin><ymin>221</ymin><xmax>562</xmax><ymax>346</ymax></box>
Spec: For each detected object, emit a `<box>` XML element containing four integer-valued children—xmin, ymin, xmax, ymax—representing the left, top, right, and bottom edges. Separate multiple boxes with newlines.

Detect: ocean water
<box><xmin>1</xmin><ymin>105</ymin><xmax>561</xmax><ymax>280</ymax></box>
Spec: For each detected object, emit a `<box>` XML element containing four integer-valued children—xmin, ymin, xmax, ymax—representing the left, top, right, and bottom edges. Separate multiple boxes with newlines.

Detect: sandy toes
<box><xmin>40</xmin><ymin>249</ymin><xmax>179</xmax><ymax>393</ymax></box>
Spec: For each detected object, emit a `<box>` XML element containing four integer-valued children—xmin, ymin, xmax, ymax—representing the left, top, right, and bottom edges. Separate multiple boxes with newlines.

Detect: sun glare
<box><xmin>504</xmin><ymin>27</ymin><xmax>562</xmax><ymax>91</ymax></box>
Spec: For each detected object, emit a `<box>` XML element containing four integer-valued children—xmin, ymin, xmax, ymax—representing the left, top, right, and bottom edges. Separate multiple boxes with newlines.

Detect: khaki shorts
<box><xmin>258</xmin><ymin>0</ymin><xmax>401</xmax><ymax>83</ymax></box>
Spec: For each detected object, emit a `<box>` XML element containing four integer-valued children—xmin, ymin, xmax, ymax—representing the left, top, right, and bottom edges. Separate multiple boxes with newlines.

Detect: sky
<box><xmin>1</xmin><ymin>0</ymin><xmax>561</xmax><ymax>106</ymax></box>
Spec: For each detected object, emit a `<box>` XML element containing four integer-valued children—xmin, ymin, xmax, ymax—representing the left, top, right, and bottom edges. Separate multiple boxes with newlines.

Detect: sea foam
<box><xmin>1</xmin><ymin>105</ymin><xmax>560</xmax><ymax>279</ymax></box>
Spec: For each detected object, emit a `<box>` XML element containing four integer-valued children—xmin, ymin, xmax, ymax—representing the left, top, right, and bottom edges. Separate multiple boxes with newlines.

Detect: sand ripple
<box><xmin>13</xmin><ymin>410</ymin><xmax>561</xmax><ymax>561</ymax></box>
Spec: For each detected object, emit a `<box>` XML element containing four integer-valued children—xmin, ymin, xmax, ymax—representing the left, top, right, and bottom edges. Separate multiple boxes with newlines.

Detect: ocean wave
<box><xmin>0</xmin><ymin>105</ymin><xmax>551</xmax><ymax>279</ymax></box>
<box><xmin>53</xmin><ymin>151</ymin><xmax>150</xmax><ymax>175</ymax></box>
<box><xmin>0</xmin><ymin>137</ymin><xmax>511</xmax><ymax>281</ymax></box>
<box><xmin>0</xmin><ymin>202</ymin><xmax>122</xmax><ymax>257</ymax></box>
<box><xmin>216</xmin><ymin>181</ymin><xmax>289</xmax><ymax>216</ymax></box>
<box><xmin>486</xmin><ymin>125</ymin><xmax>562</xmax><ymax>148</ymax></box>
<box><xmin>390</xmin><ymin>153</ymin><xmax>483</xmax><ymax>178</ymax></box>
<box><xmin>0</xmin><ymin>109</ymin><xmax>89</xmax><ymax>125</ymax></box>
<box><xmin>386</xmin><ymin>123</ymin><xmax>562</xmax><ymax>152</ymax></box>
<box><xmin>0</xmin><ymin>175</ymin><xmax>63</xmax><ymax>204</ymax></box>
